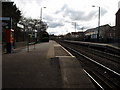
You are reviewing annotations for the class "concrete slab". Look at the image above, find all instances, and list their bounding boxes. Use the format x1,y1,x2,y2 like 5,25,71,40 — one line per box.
2,40,96,88
2,41,63,88
54,46,70,56
59,57,96,88
59,57,80,68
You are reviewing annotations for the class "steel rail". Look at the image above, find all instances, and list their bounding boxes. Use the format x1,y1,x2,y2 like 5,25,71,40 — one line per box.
83,69,104,90
66,46,120,76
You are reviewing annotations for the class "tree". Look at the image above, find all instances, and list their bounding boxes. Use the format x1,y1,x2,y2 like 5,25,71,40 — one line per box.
2,2,21,26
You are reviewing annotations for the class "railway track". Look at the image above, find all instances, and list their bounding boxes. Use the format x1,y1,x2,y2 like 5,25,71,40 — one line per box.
64,40,120,56
58,41,120,89
60,41,120,73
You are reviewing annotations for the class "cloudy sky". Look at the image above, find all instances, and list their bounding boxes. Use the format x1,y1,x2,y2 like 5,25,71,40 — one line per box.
11,0,120,35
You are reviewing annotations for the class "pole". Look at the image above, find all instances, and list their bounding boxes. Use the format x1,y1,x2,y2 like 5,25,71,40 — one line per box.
72,22,76,32
39,7,46,42
92,5,101,42
38,8,42,42
97,7,100,42
40,8,42,21
75,22,76,32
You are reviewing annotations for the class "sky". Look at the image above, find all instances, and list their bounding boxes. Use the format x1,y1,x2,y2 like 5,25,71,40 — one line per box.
11,0,120,35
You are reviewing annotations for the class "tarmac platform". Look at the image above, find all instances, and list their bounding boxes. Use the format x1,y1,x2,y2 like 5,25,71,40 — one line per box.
2,40,96,88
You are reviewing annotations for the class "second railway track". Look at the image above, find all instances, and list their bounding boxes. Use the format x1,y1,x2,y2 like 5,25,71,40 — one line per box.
57,41,120,89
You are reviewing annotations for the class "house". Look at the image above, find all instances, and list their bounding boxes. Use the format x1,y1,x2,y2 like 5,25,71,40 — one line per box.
105,26,116,39
64,32,84,41
116,9,120,42
84,24,114,42
65,33,72,40
84,28,97,39
99,24,112,39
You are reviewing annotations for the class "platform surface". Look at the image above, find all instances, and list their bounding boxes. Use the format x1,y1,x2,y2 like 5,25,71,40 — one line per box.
2,40,96,89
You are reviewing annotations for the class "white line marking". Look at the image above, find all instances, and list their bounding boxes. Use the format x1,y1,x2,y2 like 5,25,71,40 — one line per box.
54,44,61,47
83,69,104,90
55,56,75,57
68,47,120,76
60,45,75,57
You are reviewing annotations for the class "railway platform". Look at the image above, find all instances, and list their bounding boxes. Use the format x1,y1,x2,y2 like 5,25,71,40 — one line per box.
2,40,96,88
63,40,120,55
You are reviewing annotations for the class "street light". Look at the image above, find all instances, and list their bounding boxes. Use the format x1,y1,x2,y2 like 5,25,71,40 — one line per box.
92,5,100,42
40,7,46,21
38,7,46,42
40,7,46,30
72,22,77,32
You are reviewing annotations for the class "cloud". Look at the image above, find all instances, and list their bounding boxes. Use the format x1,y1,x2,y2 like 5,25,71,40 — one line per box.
100,7,107,16
69,10,98,21
44,14,64,28
45,4,108,34
55,4,68,14
12,0,110,35
44,13,65,28
55,4,107,21
48,28,66,35
48,21,64,28
77,25,91,30
13,0,33,6
44,15,55,21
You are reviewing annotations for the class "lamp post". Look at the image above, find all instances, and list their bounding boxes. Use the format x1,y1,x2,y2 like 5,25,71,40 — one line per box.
92,5,100,42
38,7,46,42
40,7,46,21
72,22,77,32
40,7,46,30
